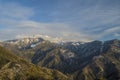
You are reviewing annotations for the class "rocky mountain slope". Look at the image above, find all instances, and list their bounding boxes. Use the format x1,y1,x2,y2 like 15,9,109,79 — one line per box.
0,46,69,80
1,37,120,80
74,39,120,80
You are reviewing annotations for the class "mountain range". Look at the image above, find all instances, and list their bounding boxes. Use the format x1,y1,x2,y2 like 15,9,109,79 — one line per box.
0,36,120,80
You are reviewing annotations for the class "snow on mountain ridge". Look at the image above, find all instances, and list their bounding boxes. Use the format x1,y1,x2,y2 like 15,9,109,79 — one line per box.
15,34,63,43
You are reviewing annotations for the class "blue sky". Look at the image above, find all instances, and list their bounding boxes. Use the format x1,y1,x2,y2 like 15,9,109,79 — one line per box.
0,0,120,41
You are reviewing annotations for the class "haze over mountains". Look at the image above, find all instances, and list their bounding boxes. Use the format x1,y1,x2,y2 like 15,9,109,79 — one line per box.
0,36,120,80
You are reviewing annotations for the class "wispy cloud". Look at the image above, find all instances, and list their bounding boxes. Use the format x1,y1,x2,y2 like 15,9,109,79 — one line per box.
114,33,120,37
0,0,120,41
0,2,34,20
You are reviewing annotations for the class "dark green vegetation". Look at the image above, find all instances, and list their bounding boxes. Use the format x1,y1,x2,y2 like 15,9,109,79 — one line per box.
0,46,68,80
1,39,120,80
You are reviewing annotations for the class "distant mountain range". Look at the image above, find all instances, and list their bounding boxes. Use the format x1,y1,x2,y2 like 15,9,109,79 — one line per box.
0,36,120,80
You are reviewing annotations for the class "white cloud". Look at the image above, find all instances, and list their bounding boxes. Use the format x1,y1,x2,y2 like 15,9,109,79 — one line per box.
105,27,120,33
0,1,120,42
90,26,120,39
60,32,93,42
0,2,34,20
114,33,120,37
0,17,93,42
